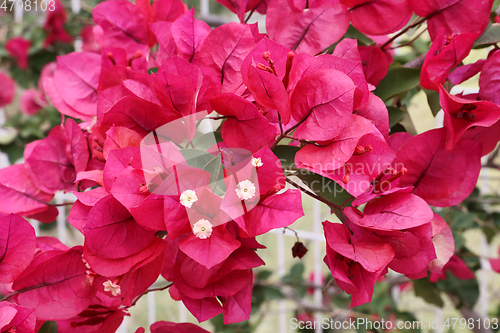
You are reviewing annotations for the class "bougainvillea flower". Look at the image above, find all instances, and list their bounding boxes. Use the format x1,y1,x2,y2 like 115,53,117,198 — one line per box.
449,59,485,85
288,48,369,110
211,93,278,152
151,0,187,22
179,225,241,268
20,88,46,115
12,246,97,320
81,25,103,53
0,214,36,284
84,195,156,259
228,188,303,237
5,37,30,69
439,86,500,150
169,244,263,323
239,38,292,123
150,21,178,66
479,50,500,105
358,45,390,86
43,52,101,121
151,321,210,333
295,114,377,172
83,236,166,278
171,9,211,65
373,224,436,278
340,0,412,36
430,254,475,282
427,213,454,273
56,293,128,332
24,126,77,193
0,302,36,333
266,0,349,55
214,0,260,22
324,222,395,273
0,164,54,216
394,128,482,207
92,0,151,55
345,192,434,231
116,250,165,306
410,0,493,41
100,95,181,136
291,68,356,141
199,23,257,94
420,29,477,91
0,72,15,107
356,92,389,139
43,0,73,46
323,222,389,307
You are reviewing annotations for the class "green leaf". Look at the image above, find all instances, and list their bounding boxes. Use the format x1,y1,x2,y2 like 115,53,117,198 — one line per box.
473,23,500,48
193,130,222,151
256,270,273,281
423,89,442,116
342,25,374,46
263,286,284,300
203,154,225,192
38,321,58,333
387,106,407,128
282,262,304,285
437,272,479,309
374,67,421,101
295,170,352,207
272,145,352,207
414,278,444,307
452,213,477,230
148,67,159,74
273,145,300,170
180,149,216,169
453,232,466,250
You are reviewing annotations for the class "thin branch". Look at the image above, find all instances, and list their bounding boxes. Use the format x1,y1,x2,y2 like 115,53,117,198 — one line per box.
388,27,427,50
270,111,311,149
286,177,343,211
284,226,300,242
380,17,428,50
127,283,173,309
277,113,284,136
45,202,75,207
283,135,321,146
207,116,228,120
244,7,256,23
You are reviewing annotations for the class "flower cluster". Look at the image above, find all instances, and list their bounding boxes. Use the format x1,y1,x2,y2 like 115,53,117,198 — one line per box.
1,0,500,331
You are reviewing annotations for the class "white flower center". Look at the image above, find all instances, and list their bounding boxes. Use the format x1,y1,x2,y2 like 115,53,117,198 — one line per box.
180,189,198,208
193,219,213,239
235,180,256,200
252,157,263,167
103,280,121,296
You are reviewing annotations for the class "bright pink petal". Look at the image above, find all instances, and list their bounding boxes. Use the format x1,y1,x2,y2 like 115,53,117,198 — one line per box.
291,69,355,141
266,0,349,54
12,247,97,320
0,214,36,284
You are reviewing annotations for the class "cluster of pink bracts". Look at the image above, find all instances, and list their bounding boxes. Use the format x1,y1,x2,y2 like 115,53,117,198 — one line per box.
1,0,500,331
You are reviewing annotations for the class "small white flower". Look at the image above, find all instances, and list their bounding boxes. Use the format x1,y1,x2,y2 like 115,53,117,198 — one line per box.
103,280,121,296
251,157,263,167
81,257,91,270
192,219,213,239
180,189,198,208
235,180,256,200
